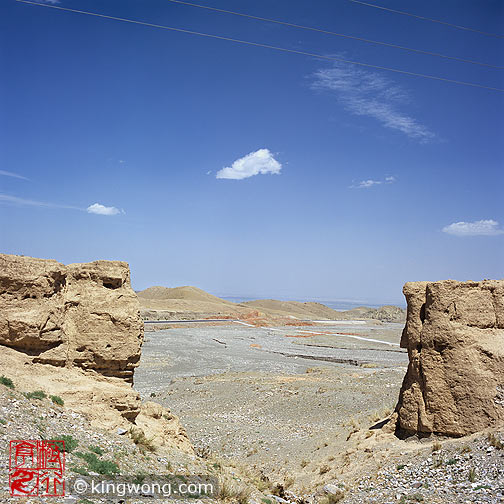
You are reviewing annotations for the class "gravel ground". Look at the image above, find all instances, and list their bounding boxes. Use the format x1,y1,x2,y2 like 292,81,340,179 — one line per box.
0,387,225,504
342,431,504,503
134,323,504,503
3,320,503,504
134,323,407,484
136,323,406,379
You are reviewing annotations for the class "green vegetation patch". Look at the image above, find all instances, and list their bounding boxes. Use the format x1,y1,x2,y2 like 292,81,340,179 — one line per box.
0,376,14,389
50,395,64,406
74,451,119,476
24,390,47,400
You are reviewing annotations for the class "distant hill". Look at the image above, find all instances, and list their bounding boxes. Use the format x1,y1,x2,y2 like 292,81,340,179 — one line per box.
241,299,343,320
137,285,234,304
137,285,406,322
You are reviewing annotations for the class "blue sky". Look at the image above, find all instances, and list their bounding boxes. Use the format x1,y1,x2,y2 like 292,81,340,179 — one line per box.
1,0,503,304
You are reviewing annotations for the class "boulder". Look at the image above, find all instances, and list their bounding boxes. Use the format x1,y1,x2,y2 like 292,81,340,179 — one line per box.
396,280,504,436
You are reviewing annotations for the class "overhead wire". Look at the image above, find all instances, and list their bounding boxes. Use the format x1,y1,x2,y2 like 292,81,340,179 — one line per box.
347,0,504,39
164,0,504,69
15,0,504,93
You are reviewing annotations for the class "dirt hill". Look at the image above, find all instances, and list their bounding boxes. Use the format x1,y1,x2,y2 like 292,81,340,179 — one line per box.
137,285,235,304
241,299,344,320
137,286,406,322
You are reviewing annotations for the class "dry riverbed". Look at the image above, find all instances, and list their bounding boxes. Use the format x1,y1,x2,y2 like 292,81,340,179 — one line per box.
134,322,408,484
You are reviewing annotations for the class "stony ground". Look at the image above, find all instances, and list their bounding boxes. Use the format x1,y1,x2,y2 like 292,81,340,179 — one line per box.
343,429,504,503
0,386,253,504
135,322,406,476
2,320,503,503
134,322,504,503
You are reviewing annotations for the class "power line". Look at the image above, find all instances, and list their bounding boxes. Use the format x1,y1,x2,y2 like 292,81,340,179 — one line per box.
165,0,503,70
348,0,504,39
15,0,504,93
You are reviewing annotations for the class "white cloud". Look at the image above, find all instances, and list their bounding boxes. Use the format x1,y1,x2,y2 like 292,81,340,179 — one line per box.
442,219,504,237
216,149,282,180
1,194,124,216
311,62,435,142
351,176,397,189
0,170,29,181
355,179,381,189
86,203,121,216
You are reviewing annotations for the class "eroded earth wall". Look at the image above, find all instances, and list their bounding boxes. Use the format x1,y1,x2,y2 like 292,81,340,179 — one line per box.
0,253,143,382
396,280,504,436
0,254,192,452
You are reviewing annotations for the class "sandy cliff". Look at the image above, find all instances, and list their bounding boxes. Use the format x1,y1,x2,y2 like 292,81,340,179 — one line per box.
395,280,504,437
0,253,192,453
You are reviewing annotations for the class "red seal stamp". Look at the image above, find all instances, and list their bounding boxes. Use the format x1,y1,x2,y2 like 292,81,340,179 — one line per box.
9,440,65,496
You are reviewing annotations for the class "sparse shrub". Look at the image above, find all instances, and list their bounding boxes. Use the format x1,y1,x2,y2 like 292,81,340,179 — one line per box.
89,445,105,456
24,390,46,400
0,376,14,389
284,475,294,489
381,407,393,417
74,451,119,476
319,464,330,475
129,427,156,453
50,395,64,406
261,499,273,504
217,480,233,499
150,392,156,397
397,464,406,470
488,432,504,450
0,419,6,425
246,447,257,457
468,468,477,482
432,441,442,452
133,472,147,484
460,445,472,454
196,443,211,458
446,458,458,465
300,460,308,468
55,435,79,453
399,495,423,503
320,492,345,504
433,458,443,468
235,488,251,504
369,411,381,423
72,466,90,476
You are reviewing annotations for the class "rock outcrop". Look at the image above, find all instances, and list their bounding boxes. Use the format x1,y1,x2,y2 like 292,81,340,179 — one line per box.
0,254,143,382
395,280,504,437
0,254,192,453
